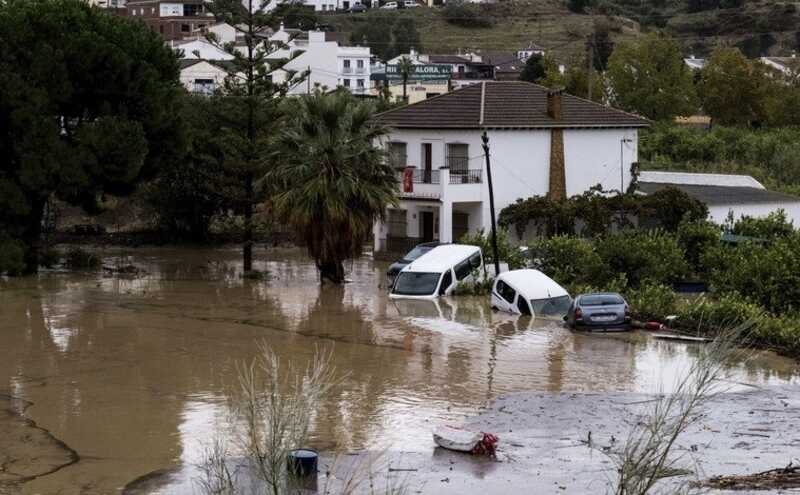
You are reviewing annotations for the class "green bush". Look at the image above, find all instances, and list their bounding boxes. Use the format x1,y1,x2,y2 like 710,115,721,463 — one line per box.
0,238,26,275
625,282,679,321
459,228,526,270
593,230,688,288
528,235,602,286
676,219,720,276
704,234,800,313
676,292,764,334
440,1,493,28
65,247,101,270
729,210,795,239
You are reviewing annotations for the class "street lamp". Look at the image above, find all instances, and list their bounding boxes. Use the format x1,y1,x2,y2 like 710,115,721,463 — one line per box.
620,137,633,193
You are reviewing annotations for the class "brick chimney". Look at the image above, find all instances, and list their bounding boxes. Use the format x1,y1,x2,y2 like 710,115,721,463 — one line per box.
546,88,563,120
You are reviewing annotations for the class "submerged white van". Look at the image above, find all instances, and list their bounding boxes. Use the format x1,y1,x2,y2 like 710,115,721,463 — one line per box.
390,245,483,299
491,269,571,317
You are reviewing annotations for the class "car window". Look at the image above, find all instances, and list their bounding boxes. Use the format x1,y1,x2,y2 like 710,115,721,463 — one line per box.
496,280,516,304
517,296,531,315
393,272,441,296
439,270,453,295
469,252,482,269
581,294,624,306
531,295,572,316
454,258,472,281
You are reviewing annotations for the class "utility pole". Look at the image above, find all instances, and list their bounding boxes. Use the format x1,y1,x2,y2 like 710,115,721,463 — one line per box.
481,131,501,276
586,36,594,100
307,65,311,93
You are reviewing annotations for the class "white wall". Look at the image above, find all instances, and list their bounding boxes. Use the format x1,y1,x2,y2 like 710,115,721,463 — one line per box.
382,127,639,215
180,61,229,92
708,202,800,227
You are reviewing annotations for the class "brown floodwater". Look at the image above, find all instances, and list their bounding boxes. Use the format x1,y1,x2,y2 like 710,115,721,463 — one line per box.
0,247,798,494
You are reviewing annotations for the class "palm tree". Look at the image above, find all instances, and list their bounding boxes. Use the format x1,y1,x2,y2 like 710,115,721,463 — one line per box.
397,56,414,102
270,92,398,284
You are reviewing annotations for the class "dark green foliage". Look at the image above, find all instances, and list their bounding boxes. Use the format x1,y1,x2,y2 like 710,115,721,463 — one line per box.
145,96,228,241
0,0,184,273
350,13,421,61
0,238,26,275
567,0,594,13
270,3,319,30
593,230,688,287
729,211,795,239
590,22,614,72
441,1,493,28
519,54,547,83
528,235,603,286
676,219,720,276
703,232,800,313
640,124,800,194
459,228,526,270
270,92,397,283
64,247,101,270
625,282,679,321
498,188,707,238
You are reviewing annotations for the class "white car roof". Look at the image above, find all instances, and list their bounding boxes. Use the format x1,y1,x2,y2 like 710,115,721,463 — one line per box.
402,244,481,273
496,269,569,300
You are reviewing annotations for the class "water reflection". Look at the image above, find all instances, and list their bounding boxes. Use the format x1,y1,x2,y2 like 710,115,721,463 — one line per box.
0,247,798,494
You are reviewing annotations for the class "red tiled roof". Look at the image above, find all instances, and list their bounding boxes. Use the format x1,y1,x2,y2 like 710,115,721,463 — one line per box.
374,81,650,129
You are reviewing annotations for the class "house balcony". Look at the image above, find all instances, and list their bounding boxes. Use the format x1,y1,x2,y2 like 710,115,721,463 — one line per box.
395,167,483,202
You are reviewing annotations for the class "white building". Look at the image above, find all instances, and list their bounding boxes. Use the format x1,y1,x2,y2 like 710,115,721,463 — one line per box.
179,59,234,94
172,38,234,60
372,81,649,252
268,26,371,95
638,171,800,226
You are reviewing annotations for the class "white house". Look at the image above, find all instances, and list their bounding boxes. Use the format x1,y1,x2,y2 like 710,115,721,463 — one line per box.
638,171,800,226
179,59,235,94
172,38,234,60
268,27,371,95
372,81,649,252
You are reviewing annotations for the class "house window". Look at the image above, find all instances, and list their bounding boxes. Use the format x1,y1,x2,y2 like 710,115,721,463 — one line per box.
193,79,215,95
446,143,469,173
343,78,351,88
387,209,407,237
183,3,202,16
356,79,364,88
388,142,407,169
343,59,352,73
181,23,190,32
357,59,364,68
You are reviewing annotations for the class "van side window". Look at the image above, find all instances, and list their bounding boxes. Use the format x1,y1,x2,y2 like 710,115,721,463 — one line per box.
454,259,472,280
439,270,453,295
517,296,531,315
469,252,482,269
496,280,516,303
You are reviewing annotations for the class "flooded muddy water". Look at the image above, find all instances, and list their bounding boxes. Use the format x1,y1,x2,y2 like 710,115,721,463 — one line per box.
0,247,798,494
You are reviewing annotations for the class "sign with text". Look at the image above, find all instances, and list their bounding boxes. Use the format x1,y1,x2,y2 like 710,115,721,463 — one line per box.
386,64,451,81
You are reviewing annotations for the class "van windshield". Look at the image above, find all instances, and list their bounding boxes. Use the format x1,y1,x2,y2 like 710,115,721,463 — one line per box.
531,295,572,316
393,272,441,296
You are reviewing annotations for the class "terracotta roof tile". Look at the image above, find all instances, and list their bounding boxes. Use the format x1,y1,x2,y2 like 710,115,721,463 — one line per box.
374,81,649,129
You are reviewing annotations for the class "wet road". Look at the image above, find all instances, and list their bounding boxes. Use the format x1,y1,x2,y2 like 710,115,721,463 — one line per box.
0,247,797,494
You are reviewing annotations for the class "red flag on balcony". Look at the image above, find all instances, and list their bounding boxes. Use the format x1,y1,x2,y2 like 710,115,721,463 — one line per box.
403,167,414,193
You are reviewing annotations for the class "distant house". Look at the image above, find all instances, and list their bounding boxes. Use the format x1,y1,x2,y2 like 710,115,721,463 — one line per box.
172,38,234,60
683,55,706,71
638,171,800,226
179,59,236,95
372,81,649,252
125,0,214,41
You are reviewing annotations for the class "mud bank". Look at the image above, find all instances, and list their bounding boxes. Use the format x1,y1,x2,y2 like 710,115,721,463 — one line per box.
0,395,79,492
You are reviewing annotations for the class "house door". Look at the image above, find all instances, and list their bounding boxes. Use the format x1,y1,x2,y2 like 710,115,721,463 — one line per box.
422,143,433,183
420,211,434,242
452,212,469,242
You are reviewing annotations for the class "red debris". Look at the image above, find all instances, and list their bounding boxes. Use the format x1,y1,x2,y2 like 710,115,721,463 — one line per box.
471,433,498,457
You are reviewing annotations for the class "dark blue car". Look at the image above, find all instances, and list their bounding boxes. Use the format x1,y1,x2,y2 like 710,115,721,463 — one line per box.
564,292,632,331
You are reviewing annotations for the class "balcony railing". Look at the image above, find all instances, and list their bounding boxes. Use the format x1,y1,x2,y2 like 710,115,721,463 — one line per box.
396,169,440,185
342,66,353,74
449,169,483,184
355,66,365,74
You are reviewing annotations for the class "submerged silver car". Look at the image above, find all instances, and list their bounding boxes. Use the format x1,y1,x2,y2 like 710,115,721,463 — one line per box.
564,292,632,331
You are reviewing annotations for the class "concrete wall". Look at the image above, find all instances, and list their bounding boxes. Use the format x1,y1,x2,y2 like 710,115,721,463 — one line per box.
708,202,800,227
